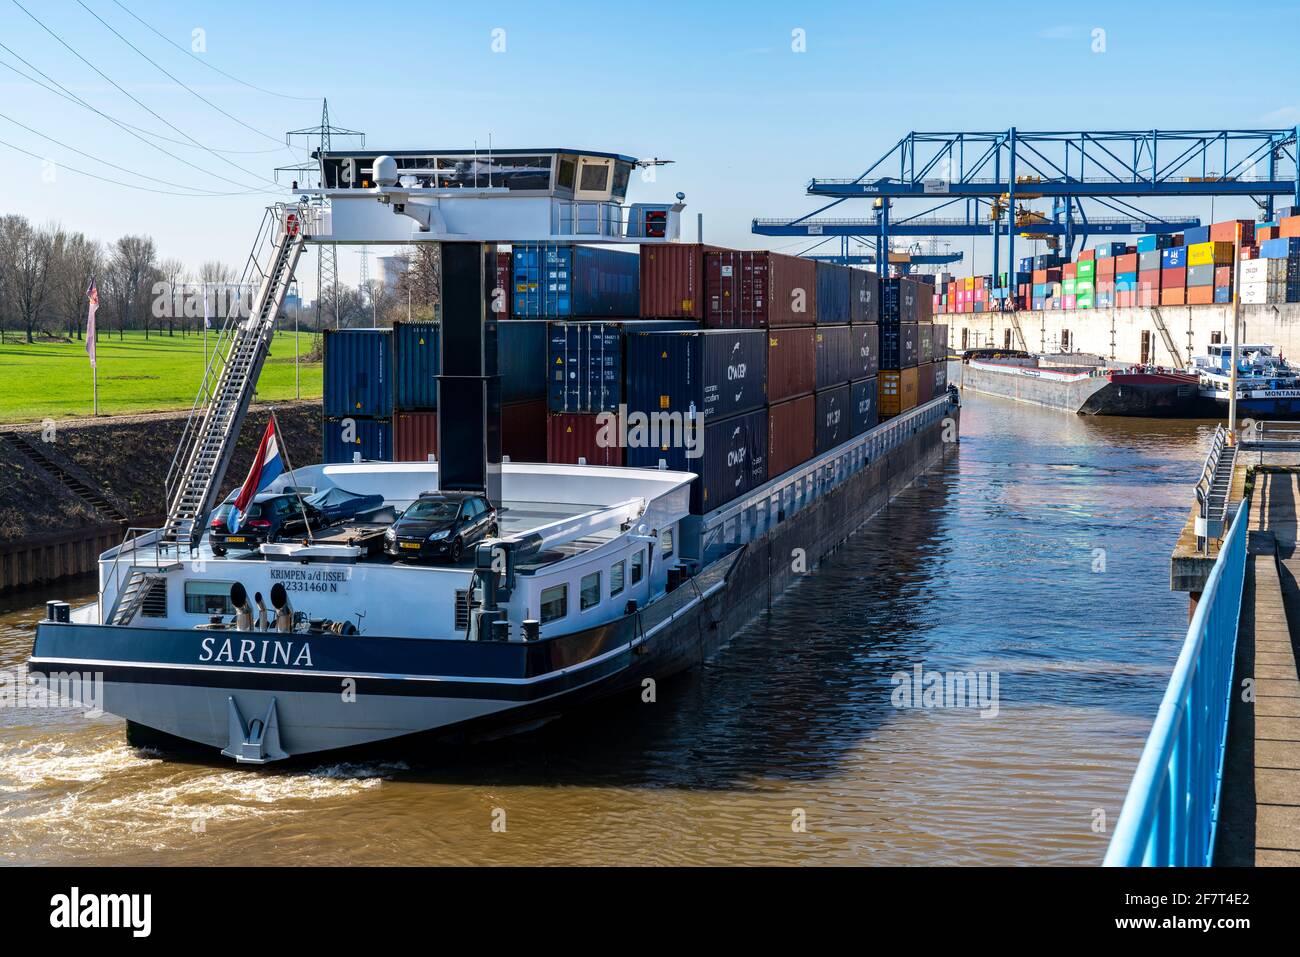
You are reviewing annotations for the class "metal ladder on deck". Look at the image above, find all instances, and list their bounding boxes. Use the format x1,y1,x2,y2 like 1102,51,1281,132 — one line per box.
160,205,308,552
109,568,164,625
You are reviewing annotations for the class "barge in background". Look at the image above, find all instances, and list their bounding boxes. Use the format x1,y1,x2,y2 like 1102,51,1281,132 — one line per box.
958,350,1200,416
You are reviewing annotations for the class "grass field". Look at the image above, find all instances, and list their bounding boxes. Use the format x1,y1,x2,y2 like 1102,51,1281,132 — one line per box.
0,330,321,423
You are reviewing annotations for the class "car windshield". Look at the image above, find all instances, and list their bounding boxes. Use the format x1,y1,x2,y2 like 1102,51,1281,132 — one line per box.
404,499,460,521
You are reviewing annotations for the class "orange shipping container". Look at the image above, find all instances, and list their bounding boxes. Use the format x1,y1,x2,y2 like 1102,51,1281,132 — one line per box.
878,368,919,418
1160,287,1186,306
1062,262,1078,279
1214,266,1233,286
1209,220,1255,244
1187,286,1215,305
1258,226,1278,242
1280,216,1300,238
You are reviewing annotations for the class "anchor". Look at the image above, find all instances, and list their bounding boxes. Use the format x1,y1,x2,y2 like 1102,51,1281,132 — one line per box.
221,696,289,764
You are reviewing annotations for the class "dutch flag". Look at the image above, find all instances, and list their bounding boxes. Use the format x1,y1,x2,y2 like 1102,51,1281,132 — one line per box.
228,419,284,533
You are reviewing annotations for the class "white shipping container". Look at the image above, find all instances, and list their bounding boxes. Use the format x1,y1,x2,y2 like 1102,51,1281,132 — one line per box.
1239,280,1286,304
1240,258,1288,283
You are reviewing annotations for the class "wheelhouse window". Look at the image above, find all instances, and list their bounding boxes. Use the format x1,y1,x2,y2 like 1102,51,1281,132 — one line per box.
631,549,644,585
184,581,234,616
557,156,576,190
540,584,568,623
580,572,601,612
610,560,626,597
660,528,674,558
579,162,610,192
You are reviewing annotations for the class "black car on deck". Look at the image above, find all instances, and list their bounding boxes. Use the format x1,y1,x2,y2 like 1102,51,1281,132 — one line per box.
384,491,498,563
209,493,321,555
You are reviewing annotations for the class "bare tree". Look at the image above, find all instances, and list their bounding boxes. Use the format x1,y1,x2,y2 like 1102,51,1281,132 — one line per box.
51,232,102,340
102,235,157,339
6,218,58,342
393,244,440,320
158,257,186,336
198,260,237,333
0,215,22,344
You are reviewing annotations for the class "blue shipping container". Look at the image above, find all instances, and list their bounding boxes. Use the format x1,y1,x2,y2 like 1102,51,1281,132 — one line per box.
1161,246,1188,269
1095,242,1128,258
546,319,695,414
1214,286,1232,304
1260,238,1300,259
1183,227,1210,245
851,324,879,378
1136,234,1173,253
881,323,918,369
815,385,852,454
512,243,639,318
815,324,853,389
850,377,878,436
322,417,391,464
815,261,852,324
624,329,767,422
849,268,880,324
323,329,392,418
389,320,546,409
626,407,768,514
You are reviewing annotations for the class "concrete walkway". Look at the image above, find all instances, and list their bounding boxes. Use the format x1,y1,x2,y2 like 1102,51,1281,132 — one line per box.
1215,470,1300,865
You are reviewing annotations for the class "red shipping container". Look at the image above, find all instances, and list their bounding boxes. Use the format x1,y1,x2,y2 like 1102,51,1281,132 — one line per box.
494,252,512,318
767,394,815,478
1116,253,1138,273
639,242,720,319
1258,226,1278,242
1138,268,1162,291
1280,216,1300,238
1032,268,1047,284
1062,262,1078,279
916,362,935,403
1078,249,1096,261
766,326,816,402
394,411,439,462
1116,290,1133,309
501,399,547,462
1240,245,1259,260
1161,287,1186,306
706,251,817,328
1138,289,1159,307
1097,257,1116,279
1214,266,1233,286
547,412,623,466
1187,285,1215,305
1161,266,1187,288
1209,220,1255,244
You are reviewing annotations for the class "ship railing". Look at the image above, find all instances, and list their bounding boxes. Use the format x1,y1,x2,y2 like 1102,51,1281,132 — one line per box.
1193,424,1236,553
694,391,957,567
1238,419,1300,454
99,526,175,625
1103,495,1248,866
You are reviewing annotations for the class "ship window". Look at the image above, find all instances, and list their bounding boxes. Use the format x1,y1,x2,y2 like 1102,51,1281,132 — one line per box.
611,162,632,200
1211,331,1222,345
610,560,625,597
631,549,644,584
540,584,568,623
184,580,234,616
660,528,674,558
579,162,609,192
580,572,601,611
557,157,576,190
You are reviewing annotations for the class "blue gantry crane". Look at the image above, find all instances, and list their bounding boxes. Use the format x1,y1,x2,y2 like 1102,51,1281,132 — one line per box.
756,127,1300,286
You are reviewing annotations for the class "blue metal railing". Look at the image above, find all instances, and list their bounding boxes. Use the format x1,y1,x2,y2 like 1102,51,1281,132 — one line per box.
1103,496,1249,866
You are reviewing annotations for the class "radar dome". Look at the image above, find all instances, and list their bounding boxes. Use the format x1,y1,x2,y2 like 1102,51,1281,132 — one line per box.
373,155,399,187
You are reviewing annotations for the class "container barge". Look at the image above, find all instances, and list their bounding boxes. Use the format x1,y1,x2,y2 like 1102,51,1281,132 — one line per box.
959,351,1199,416
28,146,957,763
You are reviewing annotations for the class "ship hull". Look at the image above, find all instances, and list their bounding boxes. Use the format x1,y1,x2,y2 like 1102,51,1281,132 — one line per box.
962,360,1199,417
30,397,959,763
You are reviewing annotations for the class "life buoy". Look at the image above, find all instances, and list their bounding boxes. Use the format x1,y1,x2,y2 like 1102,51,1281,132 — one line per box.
285,213,300,237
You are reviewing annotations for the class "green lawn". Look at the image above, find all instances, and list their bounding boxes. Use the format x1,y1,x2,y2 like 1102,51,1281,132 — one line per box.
0,330,321,423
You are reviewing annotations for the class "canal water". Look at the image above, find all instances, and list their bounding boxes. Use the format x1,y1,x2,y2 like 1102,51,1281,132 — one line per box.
0,381,1216,865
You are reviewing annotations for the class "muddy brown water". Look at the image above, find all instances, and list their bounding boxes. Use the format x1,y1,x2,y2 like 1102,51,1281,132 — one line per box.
0,385,1216,865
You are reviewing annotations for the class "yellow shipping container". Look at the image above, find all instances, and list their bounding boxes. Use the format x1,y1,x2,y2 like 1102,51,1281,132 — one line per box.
963,276,976,291
878,367,920,417
1186,241,1234,267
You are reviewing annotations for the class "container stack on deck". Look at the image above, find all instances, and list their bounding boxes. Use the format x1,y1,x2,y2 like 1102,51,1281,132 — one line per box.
321,242,904,516
879,276,945,420
936,212,1300,316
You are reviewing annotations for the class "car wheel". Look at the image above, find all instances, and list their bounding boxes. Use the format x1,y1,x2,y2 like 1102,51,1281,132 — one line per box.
449,537,464,563
212,546,227,556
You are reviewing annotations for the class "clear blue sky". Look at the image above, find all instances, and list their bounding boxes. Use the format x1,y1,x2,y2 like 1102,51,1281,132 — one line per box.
1,0,1298,295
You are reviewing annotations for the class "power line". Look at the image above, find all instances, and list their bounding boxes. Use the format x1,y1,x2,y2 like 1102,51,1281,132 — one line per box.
9,0,280,188
73,0,302,151
109,0,317,102
0,108,263,195
0,39,269,192
0,135,277,197
0,52,284,155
